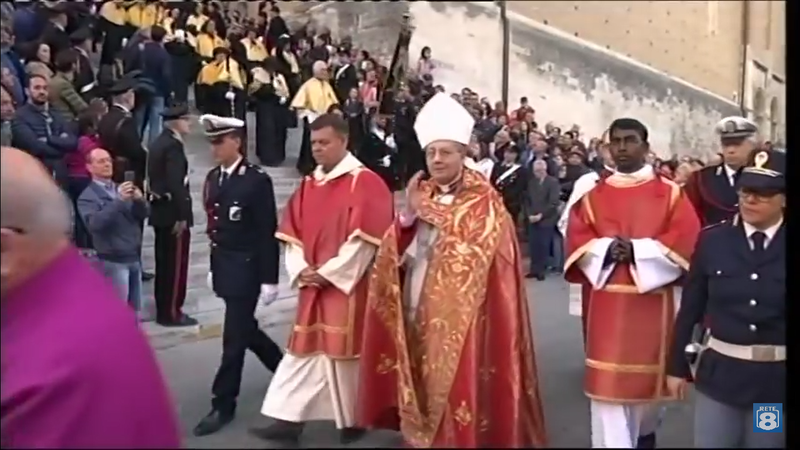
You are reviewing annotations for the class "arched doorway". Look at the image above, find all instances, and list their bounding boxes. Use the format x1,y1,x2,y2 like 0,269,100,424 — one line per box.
753,88,767,132
769,97,780,141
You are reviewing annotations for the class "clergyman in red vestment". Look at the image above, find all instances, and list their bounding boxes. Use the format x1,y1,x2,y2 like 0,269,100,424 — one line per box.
357,93,548,448
558,138,615,341
252,114,395,445
564,118,701,448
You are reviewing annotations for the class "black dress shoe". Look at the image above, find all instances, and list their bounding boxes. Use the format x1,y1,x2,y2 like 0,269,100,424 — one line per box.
193,409,235,437
157,315,199,327
249,419,304,442
141,271,155,282
636,432,657,449
340,427,366,445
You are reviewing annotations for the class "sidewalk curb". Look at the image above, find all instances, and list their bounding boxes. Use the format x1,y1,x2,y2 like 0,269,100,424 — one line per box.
146,298,297,351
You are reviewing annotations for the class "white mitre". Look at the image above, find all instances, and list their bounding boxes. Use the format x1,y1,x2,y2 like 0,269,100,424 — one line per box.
414,93,475,149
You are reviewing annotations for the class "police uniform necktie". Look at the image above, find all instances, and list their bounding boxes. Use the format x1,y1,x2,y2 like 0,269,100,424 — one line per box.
751,231,767,256
219,171,229,186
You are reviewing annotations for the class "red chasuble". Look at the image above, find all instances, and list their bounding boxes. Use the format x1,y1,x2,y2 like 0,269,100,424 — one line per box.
564,174,700,402
276,167,394,358
358,169,548,448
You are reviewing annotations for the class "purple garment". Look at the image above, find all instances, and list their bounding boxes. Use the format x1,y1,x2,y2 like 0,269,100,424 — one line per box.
1,247,182,449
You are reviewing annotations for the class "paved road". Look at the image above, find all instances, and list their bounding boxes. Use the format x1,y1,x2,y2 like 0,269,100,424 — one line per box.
156,275,696,449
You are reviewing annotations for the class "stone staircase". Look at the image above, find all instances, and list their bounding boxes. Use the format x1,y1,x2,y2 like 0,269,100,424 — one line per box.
140,115,406,349
141,115,305,349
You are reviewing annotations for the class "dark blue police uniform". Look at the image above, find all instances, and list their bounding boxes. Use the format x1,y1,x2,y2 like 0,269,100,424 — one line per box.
668,149,785,448
194,115,283,437
684,116,758,226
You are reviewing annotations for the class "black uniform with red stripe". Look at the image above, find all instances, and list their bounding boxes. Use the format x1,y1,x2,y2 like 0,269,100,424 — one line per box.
202,158,283,415
148,127,194,325
684,164,739,226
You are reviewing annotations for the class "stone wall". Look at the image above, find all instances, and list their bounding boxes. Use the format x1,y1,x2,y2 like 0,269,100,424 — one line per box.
296,1,743,158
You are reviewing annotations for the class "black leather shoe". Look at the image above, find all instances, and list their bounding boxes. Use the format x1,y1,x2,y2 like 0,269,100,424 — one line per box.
249,419,304,442
193,409,235,437
141,271,155,282
340,427,366,445
157,315,199,327
636,432,657,449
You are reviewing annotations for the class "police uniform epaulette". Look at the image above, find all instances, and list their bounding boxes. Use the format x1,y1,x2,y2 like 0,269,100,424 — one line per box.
701,220,727,232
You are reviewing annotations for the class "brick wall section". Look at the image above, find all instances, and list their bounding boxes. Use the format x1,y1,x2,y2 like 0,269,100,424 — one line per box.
506,1,745,102
292,2,751,157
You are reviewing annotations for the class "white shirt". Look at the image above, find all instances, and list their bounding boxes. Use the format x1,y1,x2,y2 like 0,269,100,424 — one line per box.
742,218,783,250
723,164,738,186
219,156,243,184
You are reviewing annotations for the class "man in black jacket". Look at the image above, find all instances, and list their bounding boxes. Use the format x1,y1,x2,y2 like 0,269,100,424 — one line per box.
147,104,197,327
332,49,358,104
40,3,71,58
69,27,97,101
523,159,561,280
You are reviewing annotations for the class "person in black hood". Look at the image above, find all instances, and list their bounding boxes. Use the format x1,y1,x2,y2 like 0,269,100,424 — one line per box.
264,5,288,54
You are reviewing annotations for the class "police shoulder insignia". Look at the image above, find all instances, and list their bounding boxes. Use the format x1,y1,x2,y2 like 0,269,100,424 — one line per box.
238,165,246,176
702,220,727,231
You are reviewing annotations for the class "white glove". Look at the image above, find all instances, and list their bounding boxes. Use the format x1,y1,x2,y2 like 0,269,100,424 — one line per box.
279,97,287,105
379,155,392,167
225,91,236,101
260,284,279,306
206,272,214,291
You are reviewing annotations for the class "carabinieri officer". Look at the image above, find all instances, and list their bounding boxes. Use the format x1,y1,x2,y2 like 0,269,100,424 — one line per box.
667,149,785,448
684,116,759,226
193,114,284,437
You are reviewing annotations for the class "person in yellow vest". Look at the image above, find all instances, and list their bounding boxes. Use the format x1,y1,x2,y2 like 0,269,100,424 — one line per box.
186,3,210,36
98,0,129,66
271,34,302,99
196,20,226,63
142,1,166,31
241,27,268,72
197,47,245,121
158,7,179,37
292,60,339,175
124,0,143,36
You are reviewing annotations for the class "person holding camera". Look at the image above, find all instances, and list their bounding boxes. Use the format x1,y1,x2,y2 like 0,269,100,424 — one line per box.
78,148,149,314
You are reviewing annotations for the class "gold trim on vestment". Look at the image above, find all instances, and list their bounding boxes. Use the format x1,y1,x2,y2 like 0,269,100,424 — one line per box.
585,359,662,374
275,231,303,248
656,241,691,271
581,194,596,225
350,229,383,247
584,288,676,402
585,392,678,404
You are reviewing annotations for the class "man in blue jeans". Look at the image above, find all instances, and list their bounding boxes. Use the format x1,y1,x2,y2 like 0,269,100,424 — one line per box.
137,25,173,145
78,148,149,313
523,159,561,280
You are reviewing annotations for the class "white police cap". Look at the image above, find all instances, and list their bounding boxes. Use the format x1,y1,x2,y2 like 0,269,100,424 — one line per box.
714,116,758,139
199,114,244,138
414,93,475,149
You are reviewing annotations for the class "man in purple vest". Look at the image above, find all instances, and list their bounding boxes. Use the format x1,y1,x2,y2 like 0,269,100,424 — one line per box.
0,147,182,449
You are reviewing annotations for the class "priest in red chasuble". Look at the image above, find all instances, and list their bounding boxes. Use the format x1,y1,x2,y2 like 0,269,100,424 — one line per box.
563,118,701,448
358,93,548,448
251,113,395,445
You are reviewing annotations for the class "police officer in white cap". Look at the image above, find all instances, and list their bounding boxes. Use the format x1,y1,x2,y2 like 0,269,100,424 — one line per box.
684,116,759,226
193,114,284,437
